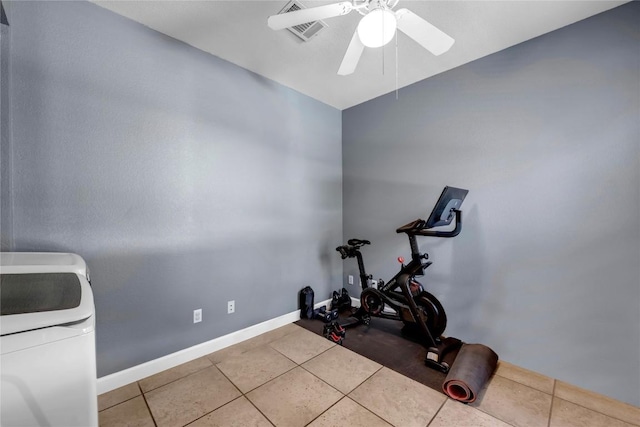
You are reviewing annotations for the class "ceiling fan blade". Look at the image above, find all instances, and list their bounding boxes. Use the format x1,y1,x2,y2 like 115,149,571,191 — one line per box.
338,29,365,75
268,2,353,31
395,8,454,56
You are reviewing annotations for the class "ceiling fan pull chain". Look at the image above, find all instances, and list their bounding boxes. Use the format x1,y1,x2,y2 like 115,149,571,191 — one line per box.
382,25,385,75
395,31,399,100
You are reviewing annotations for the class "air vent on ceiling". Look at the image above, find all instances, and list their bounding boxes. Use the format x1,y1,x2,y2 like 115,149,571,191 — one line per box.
277,0,327,42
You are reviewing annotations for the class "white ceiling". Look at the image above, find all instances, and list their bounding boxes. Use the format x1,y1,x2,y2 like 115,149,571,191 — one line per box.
93,0,628,110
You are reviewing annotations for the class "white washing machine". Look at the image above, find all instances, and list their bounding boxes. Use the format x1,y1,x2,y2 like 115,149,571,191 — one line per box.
0,252,98,427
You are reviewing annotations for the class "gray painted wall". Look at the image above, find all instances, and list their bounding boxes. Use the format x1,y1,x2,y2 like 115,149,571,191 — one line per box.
4,1,342,377
343,2,639,406
0,10,11,251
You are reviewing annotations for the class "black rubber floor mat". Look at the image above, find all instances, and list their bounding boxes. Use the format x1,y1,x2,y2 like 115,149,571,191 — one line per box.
296,314,451,394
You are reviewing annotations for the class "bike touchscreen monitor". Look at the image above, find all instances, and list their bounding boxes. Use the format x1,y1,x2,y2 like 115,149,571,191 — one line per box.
425,186,469,229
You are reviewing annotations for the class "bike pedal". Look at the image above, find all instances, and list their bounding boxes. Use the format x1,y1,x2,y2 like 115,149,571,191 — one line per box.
326,332,343,345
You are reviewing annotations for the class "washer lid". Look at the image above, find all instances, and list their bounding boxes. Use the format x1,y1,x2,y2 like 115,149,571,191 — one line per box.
1,252,87,277
0,253,94,336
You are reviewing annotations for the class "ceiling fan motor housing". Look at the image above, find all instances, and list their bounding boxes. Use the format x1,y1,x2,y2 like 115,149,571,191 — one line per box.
357,8,397,47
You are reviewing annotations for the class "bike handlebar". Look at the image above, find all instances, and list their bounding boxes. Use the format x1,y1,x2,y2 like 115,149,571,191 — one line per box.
337,209,462,262
336,245,350,259
396,209,462,238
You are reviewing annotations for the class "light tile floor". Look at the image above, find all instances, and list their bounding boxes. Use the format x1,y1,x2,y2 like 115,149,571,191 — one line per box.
99,323,640,427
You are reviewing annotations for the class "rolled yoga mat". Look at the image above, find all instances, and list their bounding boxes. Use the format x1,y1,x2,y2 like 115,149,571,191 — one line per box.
442,343,498,403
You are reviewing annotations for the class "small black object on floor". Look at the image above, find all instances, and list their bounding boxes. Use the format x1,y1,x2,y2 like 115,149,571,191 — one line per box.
296,311,460,394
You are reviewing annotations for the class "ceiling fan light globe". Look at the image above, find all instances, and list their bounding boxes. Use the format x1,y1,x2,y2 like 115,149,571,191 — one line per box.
357,9,397,48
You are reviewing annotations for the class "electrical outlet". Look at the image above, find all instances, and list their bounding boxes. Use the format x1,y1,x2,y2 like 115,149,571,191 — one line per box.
193,309,202,324
227,300,235,314
348,275,354,285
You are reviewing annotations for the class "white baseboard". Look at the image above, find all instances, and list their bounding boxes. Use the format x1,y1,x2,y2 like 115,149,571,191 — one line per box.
96,299,331,395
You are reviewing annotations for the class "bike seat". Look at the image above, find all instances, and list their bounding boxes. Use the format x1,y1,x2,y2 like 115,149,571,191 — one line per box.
347,239,371,246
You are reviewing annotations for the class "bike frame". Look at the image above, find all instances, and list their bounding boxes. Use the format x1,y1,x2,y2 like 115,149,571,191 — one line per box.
351,210,463,347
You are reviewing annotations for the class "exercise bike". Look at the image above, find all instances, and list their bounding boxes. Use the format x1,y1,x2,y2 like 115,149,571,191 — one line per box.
336,186,468,373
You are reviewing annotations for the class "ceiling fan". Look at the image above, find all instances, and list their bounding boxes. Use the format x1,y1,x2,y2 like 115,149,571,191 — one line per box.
267,0,455,75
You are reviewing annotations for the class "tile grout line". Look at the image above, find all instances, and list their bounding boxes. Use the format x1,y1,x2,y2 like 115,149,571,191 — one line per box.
267,340,336,367
98,394,140,413
244,396,277,427
138,358,215,395
213,362,245,397
106,326,306,426
202,364,246,420
181,333,306,426
552,380,640,426
485,373,554,397
138,329,299,395
215,338,331,394
346,394,396,426
238,363,300,395
180,395,258,427
547,379,557,427
173,366,266,427
240,340,342,427
138,382,158,427
343,363,384,393
209,334,394,411
473,407,518,427
294,359,345,397
304,348,397,420
493,368,639,425
299,349,384,395
552,395,640,427
492,370,553,395
245,337,354,425
302,395,349,427
435,397,521,427
473,399,520,427
284,341,388,426
425,395,448,427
